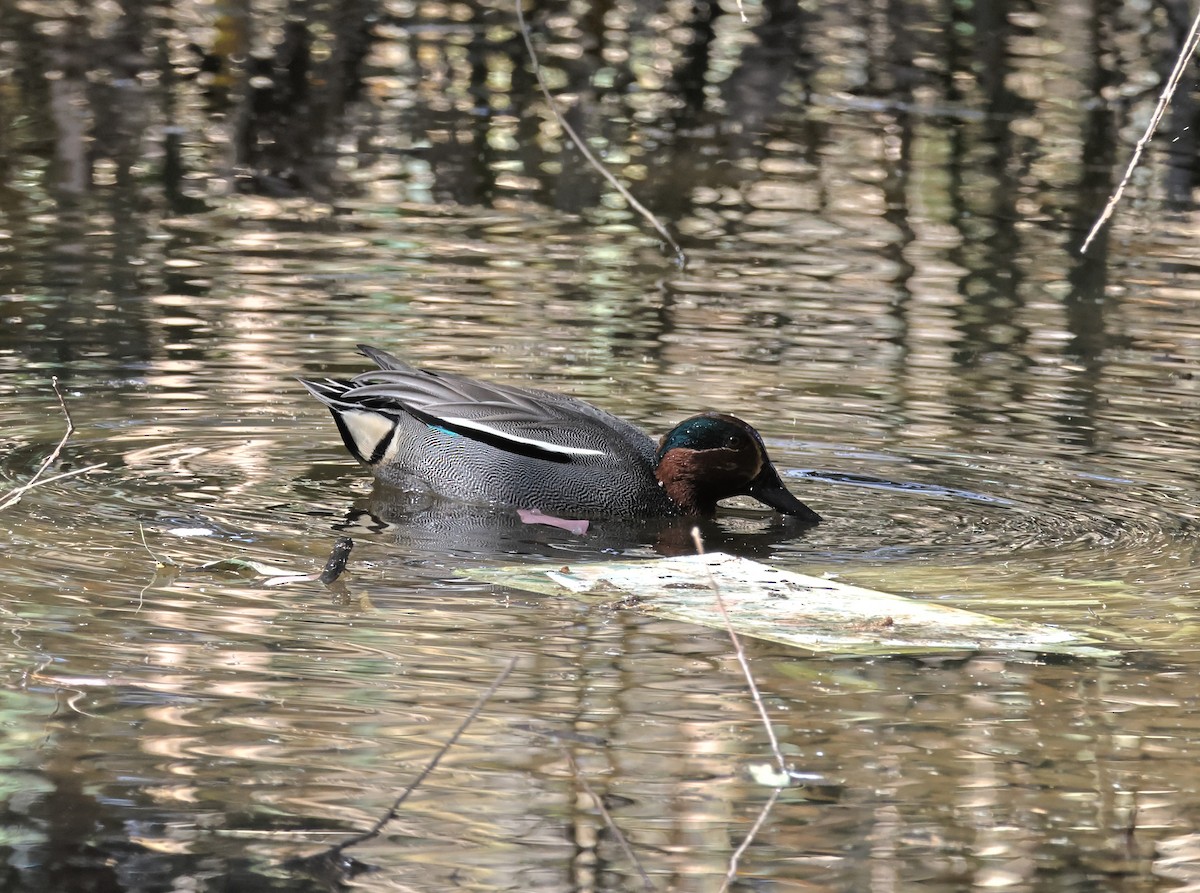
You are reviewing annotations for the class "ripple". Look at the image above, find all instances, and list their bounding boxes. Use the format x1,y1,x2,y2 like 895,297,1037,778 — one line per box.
781,445,1200,585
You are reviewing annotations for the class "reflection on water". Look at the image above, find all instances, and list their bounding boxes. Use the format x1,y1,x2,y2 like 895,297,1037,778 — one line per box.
4,0,1200,890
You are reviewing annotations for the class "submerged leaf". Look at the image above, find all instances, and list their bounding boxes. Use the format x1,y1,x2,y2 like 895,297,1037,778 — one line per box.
197,557,304,577
466,552,1117,658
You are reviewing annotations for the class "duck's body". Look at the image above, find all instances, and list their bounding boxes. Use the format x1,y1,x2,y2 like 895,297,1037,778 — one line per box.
301,345,821,522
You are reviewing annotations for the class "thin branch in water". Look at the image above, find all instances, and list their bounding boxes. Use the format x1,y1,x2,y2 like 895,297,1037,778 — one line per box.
138,523,177,569
316,656,519,861
690,527,787,775
689,532,793,887
136,524,166,614
1080,5,1200,254
717,787,782,893
513,0,687,268
0,376,107,512
6,463,107,496
560,746,655,892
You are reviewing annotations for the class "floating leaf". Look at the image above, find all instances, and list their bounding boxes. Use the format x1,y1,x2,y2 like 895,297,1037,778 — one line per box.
200,557,322,586
465,552,1117,658
197,557,306,577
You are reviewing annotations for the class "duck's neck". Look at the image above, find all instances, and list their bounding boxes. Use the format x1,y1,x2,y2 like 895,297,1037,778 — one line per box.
655,449,718,516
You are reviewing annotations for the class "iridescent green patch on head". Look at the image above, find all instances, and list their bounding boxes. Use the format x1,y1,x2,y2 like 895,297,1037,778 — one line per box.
656,413,758,460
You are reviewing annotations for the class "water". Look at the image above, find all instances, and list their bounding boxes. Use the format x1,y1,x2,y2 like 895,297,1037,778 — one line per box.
4,0,1200,890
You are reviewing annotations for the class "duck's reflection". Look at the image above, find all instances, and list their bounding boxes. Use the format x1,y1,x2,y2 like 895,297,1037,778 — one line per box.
329,482,819,561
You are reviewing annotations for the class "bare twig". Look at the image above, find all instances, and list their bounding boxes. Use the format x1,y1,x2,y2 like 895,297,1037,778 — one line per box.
1080,6,1200,254
717,787,782,893
689,531,792,888
323,655,518,858
135,524,182,614
690,527,787,775
561,746,655,891
513,0,687,267
0,376,106,512
138,523,177,569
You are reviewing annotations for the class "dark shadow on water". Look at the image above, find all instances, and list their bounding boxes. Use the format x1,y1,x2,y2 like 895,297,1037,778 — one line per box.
0,737,341,893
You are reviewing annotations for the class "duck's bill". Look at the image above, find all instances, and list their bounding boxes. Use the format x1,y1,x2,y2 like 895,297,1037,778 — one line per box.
749,466,822,523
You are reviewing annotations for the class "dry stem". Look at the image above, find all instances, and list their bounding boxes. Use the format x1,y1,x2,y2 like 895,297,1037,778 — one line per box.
324,655,518,858
561,746,655,891
1080,6,1200,253
690,527,787,775
514,0,686,267
690,529,787,890
717,787,782,893
0,376,106,512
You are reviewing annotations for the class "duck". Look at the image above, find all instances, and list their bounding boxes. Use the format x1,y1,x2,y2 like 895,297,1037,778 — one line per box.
300,345,822,523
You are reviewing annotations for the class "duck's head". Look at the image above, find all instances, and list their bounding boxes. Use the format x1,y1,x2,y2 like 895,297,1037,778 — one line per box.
654,413,822,522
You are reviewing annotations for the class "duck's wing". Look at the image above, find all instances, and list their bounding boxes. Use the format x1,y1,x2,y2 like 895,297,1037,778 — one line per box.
305,347,656,466
346,373,652,463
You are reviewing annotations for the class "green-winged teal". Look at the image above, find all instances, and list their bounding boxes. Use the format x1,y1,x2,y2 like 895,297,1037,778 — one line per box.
301,345,822,523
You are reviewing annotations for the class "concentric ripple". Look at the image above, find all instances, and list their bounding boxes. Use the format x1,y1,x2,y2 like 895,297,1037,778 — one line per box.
770,441,1200,609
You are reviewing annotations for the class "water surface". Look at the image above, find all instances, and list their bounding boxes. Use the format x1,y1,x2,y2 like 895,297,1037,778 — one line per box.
3,1,1200,890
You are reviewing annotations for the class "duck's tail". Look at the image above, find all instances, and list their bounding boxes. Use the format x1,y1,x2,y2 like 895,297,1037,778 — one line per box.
298,377,352,407
299,377,401,468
